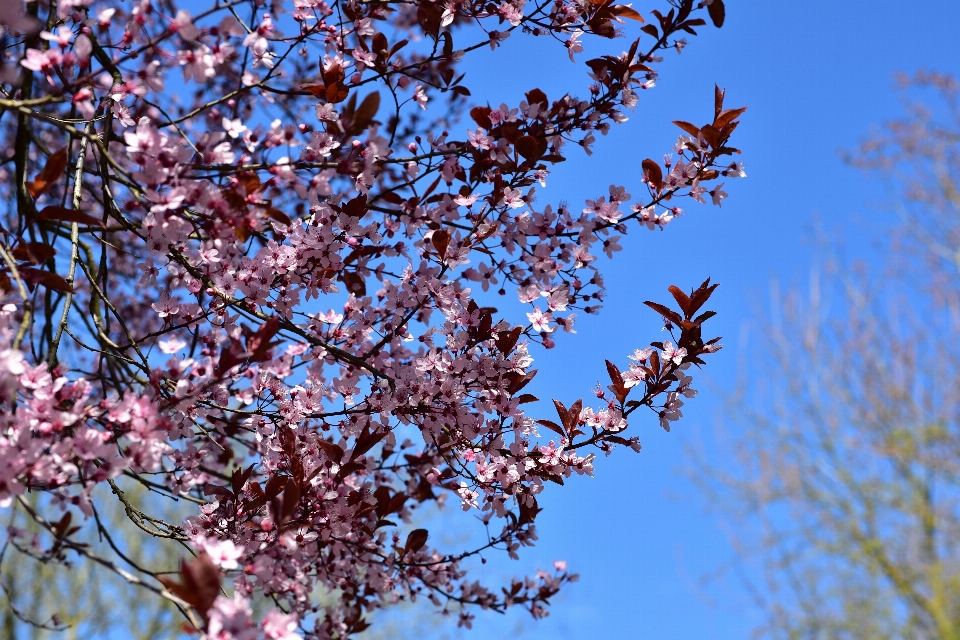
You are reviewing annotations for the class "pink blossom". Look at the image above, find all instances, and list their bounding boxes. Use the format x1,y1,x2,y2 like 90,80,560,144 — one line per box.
725,161,747,178
202,538,245,570
602,236,623,258
711,183,728,206
222,117,248,139
262,610,302,640
413,84,428,110
40,26,73,48
203,594,257,640
96,8,116,28
468,127,494,150
0,348,26,402
171,9,199,41
352,48,376,72
20,48,61,76
179,45,216,82
526,307,554,333
455,193,479,207
689,180,708,204
659,392,684,431
251,38,276,69
584,196,622,223
662,341,687,365
501,187,525,209
566,30,584,62
158,336,187,354
152,293,180,318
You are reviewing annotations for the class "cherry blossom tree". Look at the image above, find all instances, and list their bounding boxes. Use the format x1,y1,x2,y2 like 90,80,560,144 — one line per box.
0,0,743,636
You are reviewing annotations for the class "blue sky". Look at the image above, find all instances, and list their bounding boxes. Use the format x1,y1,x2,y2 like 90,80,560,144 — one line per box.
428,2,960,639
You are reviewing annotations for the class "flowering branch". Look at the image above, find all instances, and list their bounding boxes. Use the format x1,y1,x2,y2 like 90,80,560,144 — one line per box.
0,0,739,637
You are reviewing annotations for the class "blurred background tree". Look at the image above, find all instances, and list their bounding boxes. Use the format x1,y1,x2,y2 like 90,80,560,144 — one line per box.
0,479,188,639
697,72,960,640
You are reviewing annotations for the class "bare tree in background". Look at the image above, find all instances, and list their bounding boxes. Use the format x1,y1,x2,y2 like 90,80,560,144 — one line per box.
0,480,188,640
698,72,960,640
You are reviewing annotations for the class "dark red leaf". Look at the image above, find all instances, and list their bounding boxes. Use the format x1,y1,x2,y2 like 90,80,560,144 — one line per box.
643,300,682,325
353,427,387,458
203,483,234,499
246,317,282,364
158,553,221,618
416,2,442,36
604,435,638,448
642,159,663,189
672,120,701,138
610,5,644,22
605,359,625,389
404,528,429,554
714,106,747,129
640,24,659,38
470,106,492,129
26,147,68,199
349,91,380,135
431,228,449,257
215,342,245,377
699,124,722,149
280,478,301,523
11,242,56,265
687,278,719,316
668,285,692,317
518,495,541,524
649,350,661,376
553,399,569,429
714,84,725,119
693,310,717,325
707,0,725,28
536,419,566,437
372,32,388,57
516,135,547,161
524,88,548,108
36,206,106,228
264,207,292,226
316,439,344,462
18,267,73,293
566,398,583,435
494,327,523,354
342,272,366,296
505,369,537,394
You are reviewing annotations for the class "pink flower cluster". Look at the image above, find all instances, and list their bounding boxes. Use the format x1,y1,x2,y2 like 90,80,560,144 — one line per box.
0,304,177,510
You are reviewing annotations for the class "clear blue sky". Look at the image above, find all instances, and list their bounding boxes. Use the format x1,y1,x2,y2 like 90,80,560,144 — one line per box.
425,3,960,639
